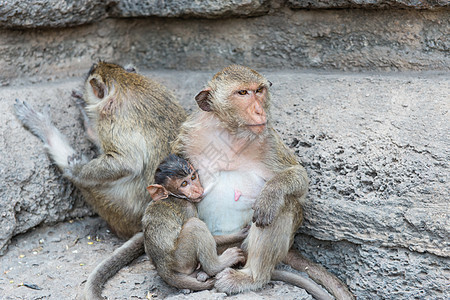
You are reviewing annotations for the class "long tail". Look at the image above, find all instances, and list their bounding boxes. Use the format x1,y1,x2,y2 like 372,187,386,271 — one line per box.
284,249,355,300
164,272,215,291
272,270,333,300
83,232,145,300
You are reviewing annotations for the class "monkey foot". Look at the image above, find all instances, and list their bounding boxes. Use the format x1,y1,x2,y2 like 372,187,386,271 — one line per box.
215,267,265,294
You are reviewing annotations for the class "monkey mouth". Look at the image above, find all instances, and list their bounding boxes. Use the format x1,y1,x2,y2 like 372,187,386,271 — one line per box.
190,195,204,203
246,123,267,133
247,122,267,128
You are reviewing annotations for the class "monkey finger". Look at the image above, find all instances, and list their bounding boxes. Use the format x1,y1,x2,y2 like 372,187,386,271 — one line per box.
252,208,276,227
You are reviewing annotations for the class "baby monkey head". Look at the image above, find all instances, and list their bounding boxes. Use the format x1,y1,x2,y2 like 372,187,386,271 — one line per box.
147,154,204,202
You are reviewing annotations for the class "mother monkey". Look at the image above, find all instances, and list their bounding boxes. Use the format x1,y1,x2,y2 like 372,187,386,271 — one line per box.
173,65,353,299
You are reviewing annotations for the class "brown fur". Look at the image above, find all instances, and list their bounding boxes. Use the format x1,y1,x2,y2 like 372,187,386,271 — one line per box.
143,198,247,291
172,65,354,299
14,61,187,300
143,155,247,290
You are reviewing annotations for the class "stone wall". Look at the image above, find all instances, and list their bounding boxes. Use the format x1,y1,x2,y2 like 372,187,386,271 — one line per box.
0,1,449,86
0,1,449,299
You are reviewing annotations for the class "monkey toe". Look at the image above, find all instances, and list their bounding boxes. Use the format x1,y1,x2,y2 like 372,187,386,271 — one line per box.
196,271,209,282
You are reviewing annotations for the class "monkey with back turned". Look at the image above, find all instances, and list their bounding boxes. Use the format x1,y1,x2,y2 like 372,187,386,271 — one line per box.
14,61,187,299
143,154,247,290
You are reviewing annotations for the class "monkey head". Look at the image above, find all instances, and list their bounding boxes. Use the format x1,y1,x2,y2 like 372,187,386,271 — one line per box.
83,61,145,116
195,65,272,138
147,154,204,202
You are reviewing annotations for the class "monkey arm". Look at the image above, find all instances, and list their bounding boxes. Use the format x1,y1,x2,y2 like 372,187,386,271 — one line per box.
214,226,250,246
64,153,137,187
252,165,308,227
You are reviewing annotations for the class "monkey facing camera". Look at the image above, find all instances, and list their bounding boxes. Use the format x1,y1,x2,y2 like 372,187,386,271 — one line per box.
143,154,248,291
173,65,354,299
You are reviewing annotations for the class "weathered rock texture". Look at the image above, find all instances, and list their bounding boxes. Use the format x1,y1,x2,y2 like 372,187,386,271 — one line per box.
0,4,449,85
0,0,449,299
1,0,448,29
110,0,271,18
1,70,448,299
0,0,113,28
287,0,450,9
0,0,270,28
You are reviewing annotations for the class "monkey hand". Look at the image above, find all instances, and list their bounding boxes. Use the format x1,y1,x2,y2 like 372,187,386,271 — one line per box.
236,225,250,240
252,186,282,227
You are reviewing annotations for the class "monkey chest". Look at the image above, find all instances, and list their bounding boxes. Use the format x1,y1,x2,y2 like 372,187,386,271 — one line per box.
197,170,266,235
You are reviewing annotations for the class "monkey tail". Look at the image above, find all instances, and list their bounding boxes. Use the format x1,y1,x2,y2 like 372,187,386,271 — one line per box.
83,232,145,300
283,249,355,300
272,270,333,300
163,273,215,291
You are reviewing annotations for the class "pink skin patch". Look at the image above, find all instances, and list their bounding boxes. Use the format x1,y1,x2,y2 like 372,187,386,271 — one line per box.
234,189,242,202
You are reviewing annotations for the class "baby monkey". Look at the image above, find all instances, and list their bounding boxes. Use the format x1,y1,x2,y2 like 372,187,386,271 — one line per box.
143,154,247,291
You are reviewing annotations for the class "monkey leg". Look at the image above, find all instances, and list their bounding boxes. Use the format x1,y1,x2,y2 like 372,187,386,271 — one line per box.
14,100,81,169
174,218,245,277
214,225,250,247
64,153,135,188
283,249,355,300
215,214,293,294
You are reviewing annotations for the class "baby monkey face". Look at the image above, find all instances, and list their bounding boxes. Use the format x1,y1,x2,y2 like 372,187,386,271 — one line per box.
172,166,204,202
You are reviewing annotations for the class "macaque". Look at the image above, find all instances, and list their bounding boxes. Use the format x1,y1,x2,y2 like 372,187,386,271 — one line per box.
173,65,354,299
14,61,186,300
143,154,247,290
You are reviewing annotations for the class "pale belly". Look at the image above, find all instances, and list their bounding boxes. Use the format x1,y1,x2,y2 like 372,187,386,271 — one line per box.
197,170,266,235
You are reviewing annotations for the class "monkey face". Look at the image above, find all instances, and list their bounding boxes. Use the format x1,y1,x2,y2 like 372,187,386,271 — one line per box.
177,169,204,202
229,83,268,135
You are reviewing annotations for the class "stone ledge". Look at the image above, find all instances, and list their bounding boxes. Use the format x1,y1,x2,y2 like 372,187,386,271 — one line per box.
0,0,270,29
287,0,450,10
1,0,448,29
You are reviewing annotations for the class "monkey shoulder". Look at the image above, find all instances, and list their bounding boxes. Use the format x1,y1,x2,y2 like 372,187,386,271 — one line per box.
265,128,301,169
145,198,197,224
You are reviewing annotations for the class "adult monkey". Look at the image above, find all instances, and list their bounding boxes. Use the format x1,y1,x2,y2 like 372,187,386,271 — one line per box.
14,62,187,300
173,65,354,299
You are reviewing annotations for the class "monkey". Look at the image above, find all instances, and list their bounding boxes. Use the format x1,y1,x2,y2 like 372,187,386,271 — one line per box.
143,154,247,291
14,61,187,300
172,65,354,300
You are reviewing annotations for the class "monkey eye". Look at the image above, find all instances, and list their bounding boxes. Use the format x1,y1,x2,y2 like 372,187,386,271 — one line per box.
181,181,188,187
238,90,248,95
256,87,264,93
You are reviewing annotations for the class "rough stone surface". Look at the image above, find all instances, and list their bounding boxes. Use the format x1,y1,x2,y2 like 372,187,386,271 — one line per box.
0,0,112,28
1,70,448,299
0,8,448,86
288,0,450,9
2,0,448,31
0,0,270,29
0,80,94,255
0,216,315,299
110,0,270,18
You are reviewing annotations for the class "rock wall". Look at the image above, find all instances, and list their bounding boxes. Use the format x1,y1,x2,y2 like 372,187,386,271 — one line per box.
0,1,449,86
0,0,449,299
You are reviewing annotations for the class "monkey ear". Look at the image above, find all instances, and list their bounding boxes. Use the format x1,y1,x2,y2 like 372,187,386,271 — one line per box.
147,184,169,201
89,77,107,99
195,89,213,112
